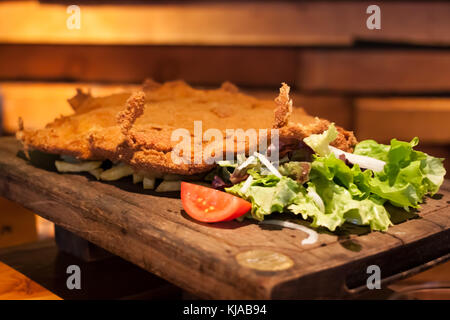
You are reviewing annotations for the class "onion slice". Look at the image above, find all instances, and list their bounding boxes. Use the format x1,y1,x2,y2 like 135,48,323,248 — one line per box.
237,155,256,171
239,175,254,193
253,152,282,178
307,189,325,213
329,146,386,172
260,219,318,245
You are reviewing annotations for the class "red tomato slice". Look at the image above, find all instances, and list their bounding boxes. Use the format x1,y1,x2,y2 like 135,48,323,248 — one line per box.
181,182,252,223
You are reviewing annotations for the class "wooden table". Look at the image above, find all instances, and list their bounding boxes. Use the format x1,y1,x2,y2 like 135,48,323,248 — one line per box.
0,137,448,299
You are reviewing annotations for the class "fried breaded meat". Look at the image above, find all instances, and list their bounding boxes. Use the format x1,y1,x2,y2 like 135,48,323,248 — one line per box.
17,80,357,175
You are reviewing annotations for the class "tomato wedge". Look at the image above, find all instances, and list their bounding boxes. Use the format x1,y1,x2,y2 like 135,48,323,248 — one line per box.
181,182,252,223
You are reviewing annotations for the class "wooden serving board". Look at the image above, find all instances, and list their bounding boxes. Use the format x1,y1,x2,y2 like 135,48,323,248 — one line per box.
0,137,448,299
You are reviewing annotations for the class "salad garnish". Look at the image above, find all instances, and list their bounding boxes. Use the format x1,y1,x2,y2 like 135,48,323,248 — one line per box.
212,123,446,232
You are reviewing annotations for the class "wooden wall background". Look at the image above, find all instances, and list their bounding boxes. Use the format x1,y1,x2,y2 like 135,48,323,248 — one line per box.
0,0,449,175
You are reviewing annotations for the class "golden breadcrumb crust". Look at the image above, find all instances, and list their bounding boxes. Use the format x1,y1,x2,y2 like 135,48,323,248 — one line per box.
17,80,357,175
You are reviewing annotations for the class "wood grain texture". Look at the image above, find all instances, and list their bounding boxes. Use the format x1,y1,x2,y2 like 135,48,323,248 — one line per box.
2,1,450,46
388,260,450,292
355,98,450,144
3,46,450,93
298,50,450,93
0,45,297,86
0,261,61,300
0,137,448,299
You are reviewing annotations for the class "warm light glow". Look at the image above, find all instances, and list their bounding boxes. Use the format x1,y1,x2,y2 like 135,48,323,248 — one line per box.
1,82,137,133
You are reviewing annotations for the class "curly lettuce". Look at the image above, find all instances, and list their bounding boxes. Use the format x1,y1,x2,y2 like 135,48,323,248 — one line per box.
226,175,301,221
354,137,446,208
289,154,393,231
303,123,338,156
222,131,445,233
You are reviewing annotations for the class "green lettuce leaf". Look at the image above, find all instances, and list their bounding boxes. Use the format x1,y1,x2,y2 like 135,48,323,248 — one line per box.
309,154,371,199
353,140,390,162
354,137,446,207
303,123,338,156
226,176,301,221
222,135,445,233
293,156,393,231
421,155,446,195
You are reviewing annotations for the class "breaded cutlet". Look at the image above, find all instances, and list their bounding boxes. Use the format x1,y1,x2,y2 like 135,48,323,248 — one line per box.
17,80,357,175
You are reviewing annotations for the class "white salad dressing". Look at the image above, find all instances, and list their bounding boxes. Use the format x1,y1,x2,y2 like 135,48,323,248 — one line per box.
260,219,318,245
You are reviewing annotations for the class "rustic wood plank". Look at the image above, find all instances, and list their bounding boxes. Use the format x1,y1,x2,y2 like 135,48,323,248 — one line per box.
0,45,297,86
0,137,448,299
355,98,450,144
387,219,443,245
0,1,351,46
0,261,61,300
423,211,450,230
420,181,450,228
388,260,450,293
2,1,450,46
298,50,450,93
4,46,450,94
420,180,450,215
0,139,268,299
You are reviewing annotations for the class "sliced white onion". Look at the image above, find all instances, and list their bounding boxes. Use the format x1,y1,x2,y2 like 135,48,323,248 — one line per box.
307,189,325,213
253,152,282,178
237,155,256,171
240,175,254,193
329,146,386,172
260,220,318,245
